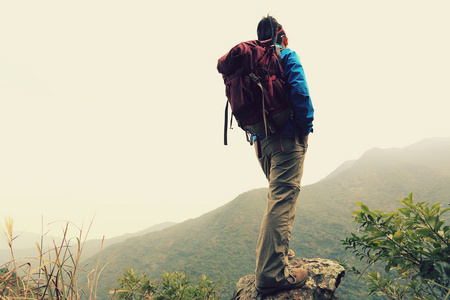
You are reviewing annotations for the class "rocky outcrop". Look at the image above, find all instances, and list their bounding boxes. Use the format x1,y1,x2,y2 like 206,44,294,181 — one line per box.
231,258,345,300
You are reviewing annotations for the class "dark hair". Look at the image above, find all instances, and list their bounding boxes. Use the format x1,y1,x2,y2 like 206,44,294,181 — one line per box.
257,14,285,45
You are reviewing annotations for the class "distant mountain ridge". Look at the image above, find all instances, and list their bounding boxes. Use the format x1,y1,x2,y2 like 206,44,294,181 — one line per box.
79,137,450,299
320,159,356,182
321,137,450,183
0,222,176,266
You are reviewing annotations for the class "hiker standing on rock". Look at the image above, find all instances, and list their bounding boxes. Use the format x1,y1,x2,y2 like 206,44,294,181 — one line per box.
217,14,314,295
253,15,314,295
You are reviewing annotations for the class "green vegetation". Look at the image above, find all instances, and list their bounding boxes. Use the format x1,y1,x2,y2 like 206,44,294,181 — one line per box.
3,138,449,299
341,193,450,299
111,268,226,299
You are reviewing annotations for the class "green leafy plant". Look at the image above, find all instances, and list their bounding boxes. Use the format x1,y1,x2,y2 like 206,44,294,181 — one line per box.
111,268,156,299
111,269,226,300
340,193,450,299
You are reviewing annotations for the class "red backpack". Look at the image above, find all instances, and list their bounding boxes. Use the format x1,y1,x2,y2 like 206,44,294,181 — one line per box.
217,39,290,145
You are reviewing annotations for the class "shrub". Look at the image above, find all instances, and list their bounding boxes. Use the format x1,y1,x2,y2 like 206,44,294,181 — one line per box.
111,269,226,300
340,193,450,299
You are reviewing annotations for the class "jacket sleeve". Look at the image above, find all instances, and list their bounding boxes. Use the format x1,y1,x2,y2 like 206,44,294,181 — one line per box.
282,49,314,136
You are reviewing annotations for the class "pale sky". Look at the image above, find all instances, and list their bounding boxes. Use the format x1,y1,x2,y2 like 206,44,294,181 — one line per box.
1,0,449,240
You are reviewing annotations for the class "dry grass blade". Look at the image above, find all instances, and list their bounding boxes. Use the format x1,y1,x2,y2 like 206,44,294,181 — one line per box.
0,216,105,299
0,216,13,247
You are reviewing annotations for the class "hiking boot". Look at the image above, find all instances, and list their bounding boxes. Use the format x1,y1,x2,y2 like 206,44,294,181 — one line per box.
255,267,308,295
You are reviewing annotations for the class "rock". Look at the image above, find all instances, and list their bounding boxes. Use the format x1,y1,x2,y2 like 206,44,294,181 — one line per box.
231,258,345,300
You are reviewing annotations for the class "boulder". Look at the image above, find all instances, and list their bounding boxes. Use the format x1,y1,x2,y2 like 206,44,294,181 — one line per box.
231,258,345,300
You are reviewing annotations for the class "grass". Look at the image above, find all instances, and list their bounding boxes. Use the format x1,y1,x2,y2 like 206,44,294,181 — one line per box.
0,216,106,299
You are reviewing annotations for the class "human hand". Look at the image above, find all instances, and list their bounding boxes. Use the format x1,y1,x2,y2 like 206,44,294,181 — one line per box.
302,135,309,146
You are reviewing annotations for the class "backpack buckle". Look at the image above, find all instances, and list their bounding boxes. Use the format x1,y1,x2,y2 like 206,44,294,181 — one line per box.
249,72,260,84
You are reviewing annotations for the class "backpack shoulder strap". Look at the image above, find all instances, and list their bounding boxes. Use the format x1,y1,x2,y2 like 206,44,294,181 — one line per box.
224,100,229,145
274,45,284,72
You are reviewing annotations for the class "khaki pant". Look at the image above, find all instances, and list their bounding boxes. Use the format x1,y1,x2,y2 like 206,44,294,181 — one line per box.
254,135,307,288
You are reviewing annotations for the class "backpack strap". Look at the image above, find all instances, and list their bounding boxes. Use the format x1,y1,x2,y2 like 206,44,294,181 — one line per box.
249,72,269,138
255,136,262,158
224,100,229,145
274,45,284,72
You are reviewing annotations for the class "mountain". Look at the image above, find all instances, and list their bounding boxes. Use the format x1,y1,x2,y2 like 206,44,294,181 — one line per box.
320,159,356,182
0,222,176,266
80,221,176,260
82,137,450,299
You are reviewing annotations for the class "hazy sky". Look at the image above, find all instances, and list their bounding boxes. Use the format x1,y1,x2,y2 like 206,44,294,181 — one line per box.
1,0,449,240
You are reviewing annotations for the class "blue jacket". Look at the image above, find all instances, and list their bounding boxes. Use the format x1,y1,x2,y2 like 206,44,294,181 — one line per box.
279,45,314,137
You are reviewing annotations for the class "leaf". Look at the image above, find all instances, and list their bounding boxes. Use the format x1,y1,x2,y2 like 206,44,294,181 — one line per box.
432,247,443,256
435,220,444,232
426,215,437,228
385,263,392,273
445,228,450,239
361,204,371,214
393,231,404,242
441,207,450,215
355,201,364,208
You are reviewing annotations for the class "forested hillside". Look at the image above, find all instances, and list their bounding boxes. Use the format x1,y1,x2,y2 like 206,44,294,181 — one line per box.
82,137,450,299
